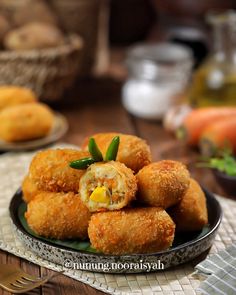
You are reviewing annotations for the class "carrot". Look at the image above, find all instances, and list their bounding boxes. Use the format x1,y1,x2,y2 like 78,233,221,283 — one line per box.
200,117,236,156
176,107,236,146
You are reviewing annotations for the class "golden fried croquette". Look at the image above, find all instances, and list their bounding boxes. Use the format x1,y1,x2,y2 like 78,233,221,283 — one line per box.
0,86,37,111
137,160,190,209
22,174,42,203
29,149,90,192
25,192,91,239
82,132,151,173
0,103,54,142
79,161,137,212
88,207,175,254
168,179,208,231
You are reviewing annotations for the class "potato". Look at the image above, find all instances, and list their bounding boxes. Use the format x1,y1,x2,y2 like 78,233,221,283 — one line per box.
4,22,64,50
0,14,10,42
0,0,58,26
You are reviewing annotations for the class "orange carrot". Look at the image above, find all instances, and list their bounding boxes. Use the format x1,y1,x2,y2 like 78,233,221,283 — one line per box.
177,107,236,146
200,117,236,156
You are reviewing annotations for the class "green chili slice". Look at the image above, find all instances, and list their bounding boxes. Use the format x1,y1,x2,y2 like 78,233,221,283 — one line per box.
88,137,103,161
70,157,95,170
105,136,120,161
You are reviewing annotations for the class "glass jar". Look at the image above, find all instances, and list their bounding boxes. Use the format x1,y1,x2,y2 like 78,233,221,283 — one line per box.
122,43,193,120
189,10,236,107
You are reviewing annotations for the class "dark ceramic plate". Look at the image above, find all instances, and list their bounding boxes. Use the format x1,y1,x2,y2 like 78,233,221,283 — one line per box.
9,188,222,273
0,112,68,151
212,169,236,197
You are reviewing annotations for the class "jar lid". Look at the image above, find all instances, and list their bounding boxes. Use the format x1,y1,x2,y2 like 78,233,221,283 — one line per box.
126,43,193,81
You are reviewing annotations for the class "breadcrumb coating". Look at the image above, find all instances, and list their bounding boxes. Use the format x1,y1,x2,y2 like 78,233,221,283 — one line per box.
25,191,91,239
137,160,190,209
82,132,152,173
0,86,37,111
22,174,42,203
168,178,208,231
88,207,175,254
29,149,90,192
0,103,54,142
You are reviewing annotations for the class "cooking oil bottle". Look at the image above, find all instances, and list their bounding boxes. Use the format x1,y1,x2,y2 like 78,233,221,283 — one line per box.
189,11,236,107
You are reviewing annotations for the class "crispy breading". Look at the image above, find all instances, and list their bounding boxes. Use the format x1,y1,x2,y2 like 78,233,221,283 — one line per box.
0,103,54,142
82,132,152,173
25,192,91,239
22,174,42,203
168,178,208,231
137,160,190,209
88,207,175,254
79,161,137,212
0,86,37,111
29,149,90,192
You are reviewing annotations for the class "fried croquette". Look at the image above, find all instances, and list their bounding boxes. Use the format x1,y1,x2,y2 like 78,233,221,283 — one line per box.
0,103,54,142
0,86,37,111
79,161,137,212
29,149,90,192
88,207,175,254
168,179,208,231
22,174,42,203
25,192,91,239
82,132,151,173
137,160,190,209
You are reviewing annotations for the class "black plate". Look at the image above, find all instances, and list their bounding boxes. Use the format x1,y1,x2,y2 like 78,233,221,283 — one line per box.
9,188,222,273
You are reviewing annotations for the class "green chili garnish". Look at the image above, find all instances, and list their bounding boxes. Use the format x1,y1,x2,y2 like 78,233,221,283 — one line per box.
88,137,103,162
105,136,120,161
70,157,95,170
69,136,120,170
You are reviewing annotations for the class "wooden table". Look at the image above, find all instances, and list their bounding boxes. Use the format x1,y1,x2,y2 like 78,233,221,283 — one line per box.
0,78,229,295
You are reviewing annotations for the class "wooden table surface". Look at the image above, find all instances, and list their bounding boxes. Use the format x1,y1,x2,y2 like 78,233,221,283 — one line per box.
0,78,229,295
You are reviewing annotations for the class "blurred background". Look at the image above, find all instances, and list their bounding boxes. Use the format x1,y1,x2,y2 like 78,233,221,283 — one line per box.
1,0,236,196
0,0,236,100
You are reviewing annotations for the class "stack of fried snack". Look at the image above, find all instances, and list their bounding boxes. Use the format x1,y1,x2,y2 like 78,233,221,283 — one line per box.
0,85,54,142
23,132,208,255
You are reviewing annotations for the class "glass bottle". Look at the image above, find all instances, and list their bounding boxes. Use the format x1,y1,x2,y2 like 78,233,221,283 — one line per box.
189,10,236,107
122,43,193,120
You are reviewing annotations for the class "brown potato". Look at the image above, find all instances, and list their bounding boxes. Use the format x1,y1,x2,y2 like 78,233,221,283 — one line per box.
0,14,10,41
137,160,190,209
10,0,58,27
29,149,90,192
82,132,152,173
4,22,64,50
0,86,37,111
168,179,208,231
25,191,91,239
0,103,54,142
88,207,175,255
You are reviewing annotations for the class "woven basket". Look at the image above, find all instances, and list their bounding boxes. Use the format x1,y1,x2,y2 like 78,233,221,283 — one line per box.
0,35,83,101
49,0,100,75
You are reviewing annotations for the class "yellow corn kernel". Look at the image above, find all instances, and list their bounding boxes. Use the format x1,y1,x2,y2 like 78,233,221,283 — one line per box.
90,186,110,204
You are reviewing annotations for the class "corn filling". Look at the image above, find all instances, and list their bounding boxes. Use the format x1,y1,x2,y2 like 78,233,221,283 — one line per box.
90,186,110,204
